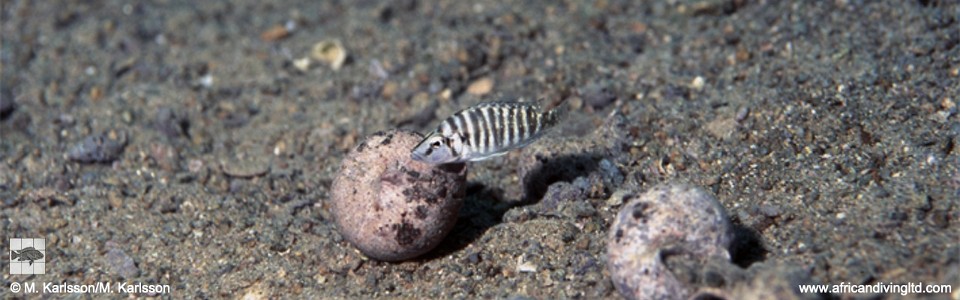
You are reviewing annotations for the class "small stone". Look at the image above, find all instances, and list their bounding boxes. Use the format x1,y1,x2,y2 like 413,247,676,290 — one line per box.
466,250,481,264
736,48,751,62
368,59,389,79
691,76,705,91
706,117,737,141
941,97,955,112
381,81,398,98
607,183,732,300
540,181,585,214
66,130,128,163
104,248,140,278
759,203,781,217
241,285,267,300
120,110,133,124
466,77,494,95
311,39,347,71
188,159,206,173
56,114,75,126
598,159,624,186
605,189,633,207
260,24,290,42
108,191,124,209
221,150,271,178
928,210,949,229
150,143,180,172
89,86,103,101
154,107,189,139
736,106,750,122
516,256,537,273
330,130,467,261
292,57,312,72
561,201,597,219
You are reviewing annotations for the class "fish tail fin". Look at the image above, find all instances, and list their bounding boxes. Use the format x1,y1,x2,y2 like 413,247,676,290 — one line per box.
544,104,566,128
11,250,19,260
540,97,569,126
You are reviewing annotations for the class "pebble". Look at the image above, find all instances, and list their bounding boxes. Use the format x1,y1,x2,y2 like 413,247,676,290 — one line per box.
736,106,750,122
605,189,633,207
928,210,949,229
691,76,706,91
598,159,624,186
607,183,732,300
330,130,467,261
220,151,271,178
311,39,347,71
154,108,189,139
292,57,311,72
560,200,597,219
466,77,494,95
150,143,180,172
104,247,140,278
759,203,781,217
368,59,389,79
260,24,290,42
539,181,586,214
706,117,738,141
66,130,128,163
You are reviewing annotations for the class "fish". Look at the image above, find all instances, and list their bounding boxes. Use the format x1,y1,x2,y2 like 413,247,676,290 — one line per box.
11,247,44,265
411,101,562,164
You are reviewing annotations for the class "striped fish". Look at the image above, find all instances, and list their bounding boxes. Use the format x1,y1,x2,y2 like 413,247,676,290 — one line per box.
411,101,562,164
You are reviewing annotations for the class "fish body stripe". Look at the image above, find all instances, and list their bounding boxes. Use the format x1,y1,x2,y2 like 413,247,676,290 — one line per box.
497,107,513,148
466,109,480,151
533,108,543,135
523,106,533,139
532,106,539,141
490,107,502,150
506,107,514,147
480,107,493,154
418,101,561,163
519,106,530,141
491,107,501,150
454,113,468,145
443,116,457,136
457,114,472,157
478,108,490,154
513,106,522,144
479,108,490,154
503,106,513,147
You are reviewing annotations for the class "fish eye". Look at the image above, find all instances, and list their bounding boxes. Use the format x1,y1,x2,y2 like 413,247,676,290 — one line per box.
430,141,441,148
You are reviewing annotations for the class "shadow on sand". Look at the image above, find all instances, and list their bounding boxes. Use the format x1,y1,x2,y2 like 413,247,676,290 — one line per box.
419,152,601,260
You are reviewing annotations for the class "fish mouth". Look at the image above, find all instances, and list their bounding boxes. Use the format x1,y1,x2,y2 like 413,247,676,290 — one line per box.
411,151,447,165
